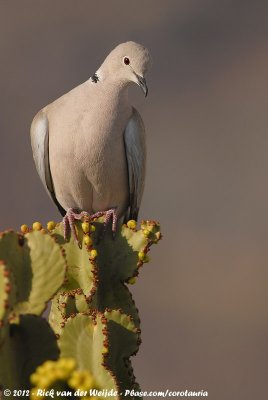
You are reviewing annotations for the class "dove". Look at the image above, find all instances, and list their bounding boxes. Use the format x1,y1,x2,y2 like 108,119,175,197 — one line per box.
30,41,152,240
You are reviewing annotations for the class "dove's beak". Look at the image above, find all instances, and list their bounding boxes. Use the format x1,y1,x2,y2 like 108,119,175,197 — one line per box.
135,74,148,97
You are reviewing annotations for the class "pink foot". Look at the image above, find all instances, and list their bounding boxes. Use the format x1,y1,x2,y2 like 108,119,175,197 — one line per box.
63,207,118,242
63,208,89,242
90,207,118,238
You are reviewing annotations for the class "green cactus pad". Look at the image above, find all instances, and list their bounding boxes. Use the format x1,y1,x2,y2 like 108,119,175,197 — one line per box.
49,291,90,335
91,220,153,281
49,218,161,337
0,262,10,328
103,310,141,396
15,231,66,315
75,292,89,313
0,261,16,345
0,231,66,317
104,309,137,333
58,313,118,398
0,315,59,391
51,224,95,298
90,220,160,326
49,294,66,336
0,231,32,304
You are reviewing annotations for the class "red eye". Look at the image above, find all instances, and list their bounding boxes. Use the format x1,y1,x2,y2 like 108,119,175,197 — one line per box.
124,57,130,65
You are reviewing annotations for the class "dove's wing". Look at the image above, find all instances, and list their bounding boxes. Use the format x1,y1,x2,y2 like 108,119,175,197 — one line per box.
30,111,66,216
124,107,146,221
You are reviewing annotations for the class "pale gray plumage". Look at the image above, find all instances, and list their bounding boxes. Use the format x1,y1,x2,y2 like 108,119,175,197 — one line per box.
30,41,152,225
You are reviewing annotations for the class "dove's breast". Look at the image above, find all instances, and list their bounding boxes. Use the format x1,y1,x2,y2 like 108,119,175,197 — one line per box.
47,81,132,216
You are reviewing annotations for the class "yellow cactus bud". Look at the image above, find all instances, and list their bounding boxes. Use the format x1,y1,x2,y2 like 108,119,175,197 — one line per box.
138,251,146,261
32,222,42,231
54,368,69,380
83,235,93,246
58,357,76,371
90,224,96,232
20,224,29,233
68,370,95,390
30,358,77,394
143,229,150,237
47,221,56,230
128,277,136,285
127,220,137,229
68,377,78,389
90,249,98,259
82,222,90,234
36,365,43,374
30,372,39,385
37,376,50,389
42,360,55,371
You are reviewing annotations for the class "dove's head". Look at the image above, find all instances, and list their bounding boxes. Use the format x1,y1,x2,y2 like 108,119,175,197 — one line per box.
99,41,152,96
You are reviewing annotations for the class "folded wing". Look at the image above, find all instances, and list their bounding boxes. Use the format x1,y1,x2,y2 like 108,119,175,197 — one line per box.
30,111,66,216
124,108,146,221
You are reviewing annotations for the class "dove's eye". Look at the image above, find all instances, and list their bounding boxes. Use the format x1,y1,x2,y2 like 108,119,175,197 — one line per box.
124,57,130,65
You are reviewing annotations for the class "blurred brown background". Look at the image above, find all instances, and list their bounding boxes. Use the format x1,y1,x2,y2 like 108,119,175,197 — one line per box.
1,1,268,398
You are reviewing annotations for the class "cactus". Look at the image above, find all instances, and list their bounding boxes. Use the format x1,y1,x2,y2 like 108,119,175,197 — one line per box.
0,230,65,391
0,218,161,399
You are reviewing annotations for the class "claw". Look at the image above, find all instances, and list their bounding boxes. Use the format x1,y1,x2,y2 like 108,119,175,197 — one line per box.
91,207,118,238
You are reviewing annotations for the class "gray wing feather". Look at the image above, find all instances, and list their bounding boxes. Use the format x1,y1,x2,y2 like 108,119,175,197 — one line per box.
30,111,65,216
124,108,146,221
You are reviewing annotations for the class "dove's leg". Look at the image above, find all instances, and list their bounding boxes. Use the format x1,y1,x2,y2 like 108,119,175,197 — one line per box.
63,208,90,242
